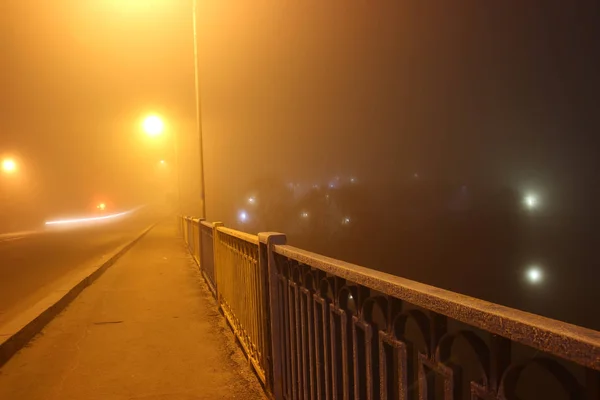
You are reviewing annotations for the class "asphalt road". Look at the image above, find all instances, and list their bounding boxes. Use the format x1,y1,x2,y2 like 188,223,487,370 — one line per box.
0,207,163,327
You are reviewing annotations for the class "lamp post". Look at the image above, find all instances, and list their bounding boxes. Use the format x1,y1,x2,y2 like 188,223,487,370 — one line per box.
192,0,207,219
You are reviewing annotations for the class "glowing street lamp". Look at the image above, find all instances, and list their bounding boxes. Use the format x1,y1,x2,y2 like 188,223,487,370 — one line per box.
2,158,17,174
140,113,182,209
526,266,543,284
142,115,164,137
523,193,539,210
97,203,107,211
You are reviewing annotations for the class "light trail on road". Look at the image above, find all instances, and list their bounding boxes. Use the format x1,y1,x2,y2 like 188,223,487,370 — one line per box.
44,210,132,226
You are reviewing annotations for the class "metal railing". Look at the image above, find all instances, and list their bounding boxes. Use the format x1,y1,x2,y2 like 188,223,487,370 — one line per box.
200,221,217,295
215,226,270,384
180,216,600,400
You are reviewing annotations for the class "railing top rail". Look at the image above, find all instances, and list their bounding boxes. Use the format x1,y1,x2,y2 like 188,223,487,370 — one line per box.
216,226,259,245
273,244,600,370
200,221,213,229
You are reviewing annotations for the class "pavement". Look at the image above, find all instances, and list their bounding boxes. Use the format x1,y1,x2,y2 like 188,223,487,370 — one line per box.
0,220,266,400
0,208,158,328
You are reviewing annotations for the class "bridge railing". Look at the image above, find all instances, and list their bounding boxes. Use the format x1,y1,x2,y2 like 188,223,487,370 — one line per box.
180,216,600,400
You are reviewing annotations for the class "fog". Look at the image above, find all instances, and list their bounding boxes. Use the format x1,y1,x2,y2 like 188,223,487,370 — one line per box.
2,1,600,327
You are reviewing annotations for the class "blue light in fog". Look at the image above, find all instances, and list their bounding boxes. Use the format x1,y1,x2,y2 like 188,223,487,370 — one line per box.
239,211,248,222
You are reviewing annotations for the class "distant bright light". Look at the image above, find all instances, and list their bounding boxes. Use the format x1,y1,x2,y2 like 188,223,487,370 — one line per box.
45,210,130,226
413,173,419,179
329,184,335,188
342,217,351,225
239,211,248,222
527,267,543,283
312,184,319,189
160,160,166,165
2,159,17,173
97,203,106,211
350,177,356,183
142,115,164,136
524,194,539,209
248,197,255,204
301,212,309,218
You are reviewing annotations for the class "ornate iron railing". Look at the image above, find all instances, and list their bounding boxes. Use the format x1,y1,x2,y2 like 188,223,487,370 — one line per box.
200,221,217,295
214,226,271,385
180,216,600,400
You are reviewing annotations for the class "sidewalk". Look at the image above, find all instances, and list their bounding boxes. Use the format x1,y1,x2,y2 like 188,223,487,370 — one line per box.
0,220,265,400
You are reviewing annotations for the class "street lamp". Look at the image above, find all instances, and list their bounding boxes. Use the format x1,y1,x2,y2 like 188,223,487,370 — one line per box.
142,115,164,137
142,114,181,210
2,158,17,174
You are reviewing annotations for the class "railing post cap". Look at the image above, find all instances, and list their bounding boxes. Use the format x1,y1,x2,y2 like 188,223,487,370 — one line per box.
258,232,287,245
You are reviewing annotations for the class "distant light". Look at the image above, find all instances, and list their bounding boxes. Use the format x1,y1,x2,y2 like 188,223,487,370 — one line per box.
160,160,166,165
248,197,255,204
527,267,543,283
350,177,356,183
239,211,248,222
325,194,330,199
97,203,106,211
142,115,164,136
413,173,419,179
2,159,17,173
342,217,351,225
524,194,539,209
301,212,309,218
329,184,335,188
348,294,354,300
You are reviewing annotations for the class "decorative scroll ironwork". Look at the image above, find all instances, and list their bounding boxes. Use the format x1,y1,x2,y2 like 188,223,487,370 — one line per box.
270,246,600,400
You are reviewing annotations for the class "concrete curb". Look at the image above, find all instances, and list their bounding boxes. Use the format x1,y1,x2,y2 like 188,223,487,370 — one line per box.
0,223,157,367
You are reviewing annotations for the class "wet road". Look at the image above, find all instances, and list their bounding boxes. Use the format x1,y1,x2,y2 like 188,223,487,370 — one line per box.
0,208,162,327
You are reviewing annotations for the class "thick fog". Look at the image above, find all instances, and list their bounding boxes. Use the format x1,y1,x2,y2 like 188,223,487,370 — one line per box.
2,1,600,327
3,1,599,226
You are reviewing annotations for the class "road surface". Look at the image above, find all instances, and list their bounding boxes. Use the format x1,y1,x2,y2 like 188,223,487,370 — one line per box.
0,207,162,328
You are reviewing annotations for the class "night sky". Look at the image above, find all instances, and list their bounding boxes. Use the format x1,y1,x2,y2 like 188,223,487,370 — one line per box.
1,0,599,222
